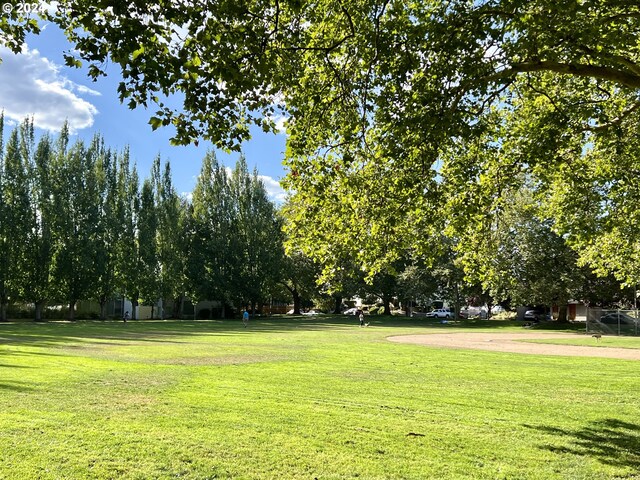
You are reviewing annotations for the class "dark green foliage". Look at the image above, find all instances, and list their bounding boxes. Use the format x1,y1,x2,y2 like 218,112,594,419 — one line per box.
49,132,102,320
190,153,284,316
0,125,31,318
137,178,159,309
0,125,285,320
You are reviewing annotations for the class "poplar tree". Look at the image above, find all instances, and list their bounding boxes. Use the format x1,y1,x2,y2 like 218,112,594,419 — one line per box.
3,126,31,312
23,133,55,321
189,151,232,317
50,132,100,320
230,156,284,311
137,178,159,316
191,154,284,315
153,157,187,318
93,143,120,319
115,151,142,320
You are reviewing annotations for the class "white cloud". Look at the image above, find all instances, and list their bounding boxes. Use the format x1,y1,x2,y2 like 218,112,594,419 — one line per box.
264,113,288,135
74,84,101,96
0,45,99,132
259,174,288,203
273,115,288,135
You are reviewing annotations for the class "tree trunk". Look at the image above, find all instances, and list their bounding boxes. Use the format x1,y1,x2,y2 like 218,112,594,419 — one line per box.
558,304,568,322
292,290,301,315
333,296,342,314
173,295,183,319
221,303,226,319
34,301,45,322
0,286,6,321
279,282,301,315
383,295,392,316
68,300,76,321
99,297,107,321
131,298,139,320
151,304,155,320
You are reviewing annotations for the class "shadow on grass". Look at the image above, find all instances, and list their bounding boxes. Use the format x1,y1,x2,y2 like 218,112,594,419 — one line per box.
0,316,441,351
525,419,640,470
0,315,585,351
0,381,33,392
0,320,255,350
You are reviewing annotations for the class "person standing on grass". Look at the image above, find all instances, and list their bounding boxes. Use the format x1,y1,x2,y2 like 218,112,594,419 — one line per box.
359,311,365,327
243,309,249,328
123,311,130,323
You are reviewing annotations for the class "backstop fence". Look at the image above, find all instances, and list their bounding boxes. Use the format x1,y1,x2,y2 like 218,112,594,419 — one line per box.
585,308,640,336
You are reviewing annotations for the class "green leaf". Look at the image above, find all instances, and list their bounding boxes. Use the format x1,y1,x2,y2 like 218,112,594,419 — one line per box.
64,56,82,69
132,46,145,60
149,116,162,131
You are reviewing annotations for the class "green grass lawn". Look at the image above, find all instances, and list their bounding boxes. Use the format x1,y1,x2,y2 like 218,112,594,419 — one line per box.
1,316,639,479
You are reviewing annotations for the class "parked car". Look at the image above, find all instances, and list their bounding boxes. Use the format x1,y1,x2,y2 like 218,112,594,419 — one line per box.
426,308,452,319
460,307,484,319
343,307,358,315
599,312,637,325
524,309,551,322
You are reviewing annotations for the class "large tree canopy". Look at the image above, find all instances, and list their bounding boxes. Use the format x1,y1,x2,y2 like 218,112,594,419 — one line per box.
3,0,639,284
1,1,635,147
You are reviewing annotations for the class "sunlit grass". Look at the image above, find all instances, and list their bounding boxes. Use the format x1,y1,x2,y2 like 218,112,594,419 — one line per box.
1,317,639,479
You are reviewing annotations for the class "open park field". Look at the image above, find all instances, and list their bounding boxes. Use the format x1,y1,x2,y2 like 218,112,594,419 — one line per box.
1,317,640,479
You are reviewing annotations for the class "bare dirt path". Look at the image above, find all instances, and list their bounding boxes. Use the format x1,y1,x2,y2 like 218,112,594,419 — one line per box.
387,332,640,360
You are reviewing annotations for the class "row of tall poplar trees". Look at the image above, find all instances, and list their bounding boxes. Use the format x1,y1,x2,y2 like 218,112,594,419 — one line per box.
0,117,283,321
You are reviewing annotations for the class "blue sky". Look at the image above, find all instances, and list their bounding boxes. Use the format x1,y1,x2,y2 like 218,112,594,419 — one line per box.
0,22,288,201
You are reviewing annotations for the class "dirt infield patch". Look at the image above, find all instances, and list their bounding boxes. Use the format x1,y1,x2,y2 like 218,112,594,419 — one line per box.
387,332,640,360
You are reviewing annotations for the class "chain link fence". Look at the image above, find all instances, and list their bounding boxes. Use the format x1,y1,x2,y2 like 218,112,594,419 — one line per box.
586,308,640,336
